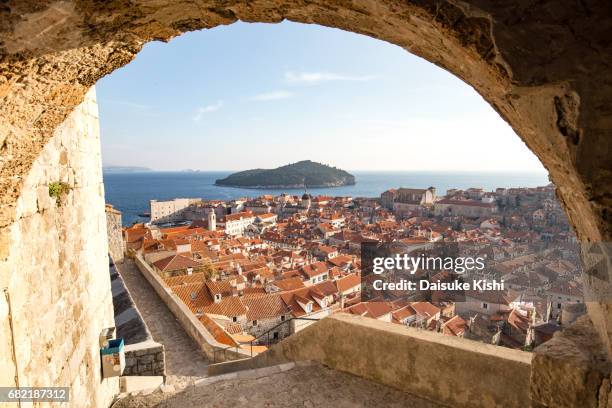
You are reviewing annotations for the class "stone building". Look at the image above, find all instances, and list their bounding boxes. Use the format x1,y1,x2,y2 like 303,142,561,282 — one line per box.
217,211,256,236
434,198,498,218
150,198,202,224
380,189,397,210
242,294,292,343
391,187,437,215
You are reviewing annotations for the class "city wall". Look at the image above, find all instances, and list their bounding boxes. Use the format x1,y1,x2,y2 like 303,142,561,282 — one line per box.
133,253,251,362
0,87,119,407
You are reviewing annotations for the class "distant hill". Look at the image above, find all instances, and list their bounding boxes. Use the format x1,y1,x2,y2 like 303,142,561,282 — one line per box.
215,160,356,189
103,166,152,173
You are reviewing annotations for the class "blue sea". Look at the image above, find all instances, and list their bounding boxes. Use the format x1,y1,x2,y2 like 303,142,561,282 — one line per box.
103,171,550,225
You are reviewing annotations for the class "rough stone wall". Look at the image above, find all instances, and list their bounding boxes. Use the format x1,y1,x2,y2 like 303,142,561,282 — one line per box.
248,316,291,344
106,205,125,263
0,87,119,407
124,342,166,377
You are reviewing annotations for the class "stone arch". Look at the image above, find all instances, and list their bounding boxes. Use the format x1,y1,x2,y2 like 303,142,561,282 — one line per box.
0,0,611,386
2,1,609,240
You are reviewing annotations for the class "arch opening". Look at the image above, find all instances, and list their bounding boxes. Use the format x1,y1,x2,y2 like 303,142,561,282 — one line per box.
0,2,611,407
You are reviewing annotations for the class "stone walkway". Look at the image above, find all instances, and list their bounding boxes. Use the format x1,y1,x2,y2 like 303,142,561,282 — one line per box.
116,259,209,387
114,362,442,408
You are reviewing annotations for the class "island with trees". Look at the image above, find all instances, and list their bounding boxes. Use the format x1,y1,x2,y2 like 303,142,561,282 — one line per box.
215,160,356,189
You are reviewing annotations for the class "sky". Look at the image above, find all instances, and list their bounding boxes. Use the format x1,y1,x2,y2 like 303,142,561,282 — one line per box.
96,21,546,173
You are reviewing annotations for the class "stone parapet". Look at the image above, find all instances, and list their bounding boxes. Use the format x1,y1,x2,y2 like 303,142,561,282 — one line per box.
210,313,533,408
124,341,166,377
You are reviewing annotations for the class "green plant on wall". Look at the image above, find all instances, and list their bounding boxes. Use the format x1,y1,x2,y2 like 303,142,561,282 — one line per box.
48,182,71,207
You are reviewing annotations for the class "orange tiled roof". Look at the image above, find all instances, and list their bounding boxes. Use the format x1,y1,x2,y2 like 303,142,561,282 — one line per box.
153,254,202,272
335,273,361,293
199,314,239,347
273,277,306,291
204,296,248,318
164,272,207,287
301,261,328,278
410,301,441,318
242,294,290,321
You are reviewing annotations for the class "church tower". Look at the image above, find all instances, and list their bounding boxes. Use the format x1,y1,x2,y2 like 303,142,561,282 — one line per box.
302,192,312,209
208,210,216,231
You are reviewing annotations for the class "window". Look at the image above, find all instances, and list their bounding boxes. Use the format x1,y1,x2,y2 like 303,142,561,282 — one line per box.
482,303,488,309
252,320,258,326
273,332,279,340
281,315,286,321
232,316,237,322
557,303,562,309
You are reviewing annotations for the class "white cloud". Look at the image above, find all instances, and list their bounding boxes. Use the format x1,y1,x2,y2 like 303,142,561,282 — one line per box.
249,91,293,101
284,71,377,84
193,100,224,121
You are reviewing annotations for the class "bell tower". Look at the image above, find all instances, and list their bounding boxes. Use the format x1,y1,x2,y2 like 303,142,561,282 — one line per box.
208,210,216,231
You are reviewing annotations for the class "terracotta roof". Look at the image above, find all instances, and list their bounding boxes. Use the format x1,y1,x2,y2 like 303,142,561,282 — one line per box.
301,261,328,278
153,254,202,272
242,294,290,321
346,301,392,319
410,302,441,318
273,277,306,291
172,282,212,310
225,211,255,222
199,314,239,347
165,272,207,287
335,273,361,293
392,306,416,320
327,255,352,267
442,315,467,336
280,287,324,317
205,280,234,296
204,296,248,318
312,280,338,297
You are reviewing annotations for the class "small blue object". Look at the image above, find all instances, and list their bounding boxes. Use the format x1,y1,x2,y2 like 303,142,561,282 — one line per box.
101,338,124,355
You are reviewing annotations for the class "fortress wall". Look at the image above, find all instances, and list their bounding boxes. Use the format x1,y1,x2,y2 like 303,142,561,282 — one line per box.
0,87,118,407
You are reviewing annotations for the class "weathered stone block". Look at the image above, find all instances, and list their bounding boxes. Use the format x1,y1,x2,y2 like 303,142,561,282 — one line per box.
140,354,155,364
531,316,612,407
